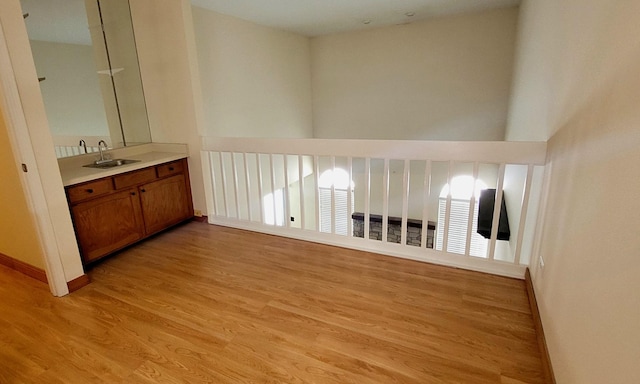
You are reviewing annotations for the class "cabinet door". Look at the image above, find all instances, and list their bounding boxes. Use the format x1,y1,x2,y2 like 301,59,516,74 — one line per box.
71,189,145,264
139,174,192,235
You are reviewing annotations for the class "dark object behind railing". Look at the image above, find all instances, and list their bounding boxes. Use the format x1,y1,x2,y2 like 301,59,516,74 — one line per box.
477,189,510,240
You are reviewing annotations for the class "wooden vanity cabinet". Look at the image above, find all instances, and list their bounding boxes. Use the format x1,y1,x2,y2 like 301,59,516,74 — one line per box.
71,188,145,263
66,159,193,265
139,174,192,234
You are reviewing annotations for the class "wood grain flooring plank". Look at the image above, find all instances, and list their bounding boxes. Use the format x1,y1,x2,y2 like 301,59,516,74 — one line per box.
0,222,545,383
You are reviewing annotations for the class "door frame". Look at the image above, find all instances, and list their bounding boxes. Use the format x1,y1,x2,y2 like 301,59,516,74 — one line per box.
0,2,85,296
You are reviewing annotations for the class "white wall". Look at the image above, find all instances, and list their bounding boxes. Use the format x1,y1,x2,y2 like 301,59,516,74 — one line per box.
311,7,518,141
192,7,313,138
508,0,640,382
130,0,207,213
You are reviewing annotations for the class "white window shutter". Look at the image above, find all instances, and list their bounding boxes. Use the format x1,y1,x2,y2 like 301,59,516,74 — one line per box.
436,198,487,257
320,188,353,236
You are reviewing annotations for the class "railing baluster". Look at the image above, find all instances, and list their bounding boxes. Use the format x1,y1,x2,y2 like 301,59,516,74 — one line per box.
347,157,353,237
231,152,242,220
219,152,229,218
488,163,506,261
330,156,336,234
465,162,480,256
298,155,305,230
364,158,371,241
442,161,453,252
256,154,264,223
284,155,291,228
421,160,431,249
209,152,219,217
243,152,252,222
515,165,534,265
382,159,390,243
269,153,277,226
314,155,321,231
401,159,410,246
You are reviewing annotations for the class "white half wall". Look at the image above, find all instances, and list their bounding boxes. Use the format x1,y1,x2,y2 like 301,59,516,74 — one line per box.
311,7,519,141
192,7,313,138
508,0,640,382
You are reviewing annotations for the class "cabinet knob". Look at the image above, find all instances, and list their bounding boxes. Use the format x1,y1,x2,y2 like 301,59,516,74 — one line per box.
131,192,136,196
141,188,146,193
168,167,174,171
86,188,93,193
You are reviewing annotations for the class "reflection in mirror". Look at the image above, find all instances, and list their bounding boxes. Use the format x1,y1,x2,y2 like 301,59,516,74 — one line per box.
21,0,151,158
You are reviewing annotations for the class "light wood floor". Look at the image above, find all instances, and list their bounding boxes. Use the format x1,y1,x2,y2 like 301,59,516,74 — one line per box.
0,222,545,383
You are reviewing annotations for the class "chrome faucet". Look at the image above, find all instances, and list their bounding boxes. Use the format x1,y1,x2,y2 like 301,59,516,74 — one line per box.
79,139,87,154
96,140,110,164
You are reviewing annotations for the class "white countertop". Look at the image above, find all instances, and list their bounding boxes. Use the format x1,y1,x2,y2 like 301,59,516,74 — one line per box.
58,143,189,186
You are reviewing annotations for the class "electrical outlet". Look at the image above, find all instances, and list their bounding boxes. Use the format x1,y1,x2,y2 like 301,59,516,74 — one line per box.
537,255,545,279
290,216,295,222
194,210,203,217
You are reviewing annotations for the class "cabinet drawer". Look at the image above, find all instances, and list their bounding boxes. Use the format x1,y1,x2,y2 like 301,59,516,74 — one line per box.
67,178,113,204
157,160,184,178
113,167,157,190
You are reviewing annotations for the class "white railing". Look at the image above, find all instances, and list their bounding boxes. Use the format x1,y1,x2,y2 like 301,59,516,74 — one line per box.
201,137,547,278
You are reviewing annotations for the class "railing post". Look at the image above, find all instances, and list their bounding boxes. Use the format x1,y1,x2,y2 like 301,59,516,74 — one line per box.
314,155,321,231
401,159,410,246
269,154,277,226
421,160,431,249
382,159,390,243
347,156,353,238
488,163,506,261
465,162,480,256
331,156,336,234
256,154,264,223
219,152,229,218
442,160,453,252
284,155,291,228
298,155,306,230
243,153,252,222
364,157,371,241
231,153,241,219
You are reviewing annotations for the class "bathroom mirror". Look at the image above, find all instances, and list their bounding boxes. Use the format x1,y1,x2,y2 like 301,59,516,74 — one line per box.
21,0,151,158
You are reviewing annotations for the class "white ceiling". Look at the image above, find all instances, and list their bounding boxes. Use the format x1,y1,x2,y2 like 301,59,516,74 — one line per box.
20,0,521,46
190,0,521,37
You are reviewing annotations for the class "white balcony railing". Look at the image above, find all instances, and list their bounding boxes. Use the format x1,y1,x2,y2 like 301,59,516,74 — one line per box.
201,137,547,278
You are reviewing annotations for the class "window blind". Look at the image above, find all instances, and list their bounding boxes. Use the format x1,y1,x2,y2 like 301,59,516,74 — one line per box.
436,198,487,257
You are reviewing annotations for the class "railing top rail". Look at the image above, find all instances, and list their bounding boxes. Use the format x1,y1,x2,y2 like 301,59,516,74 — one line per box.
202,137,547,165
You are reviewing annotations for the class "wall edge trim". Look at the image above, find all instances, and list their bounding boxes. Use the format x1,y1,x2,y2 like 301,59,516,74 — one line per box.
0,251,48,283
67,274,91,293
525,267,556,384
